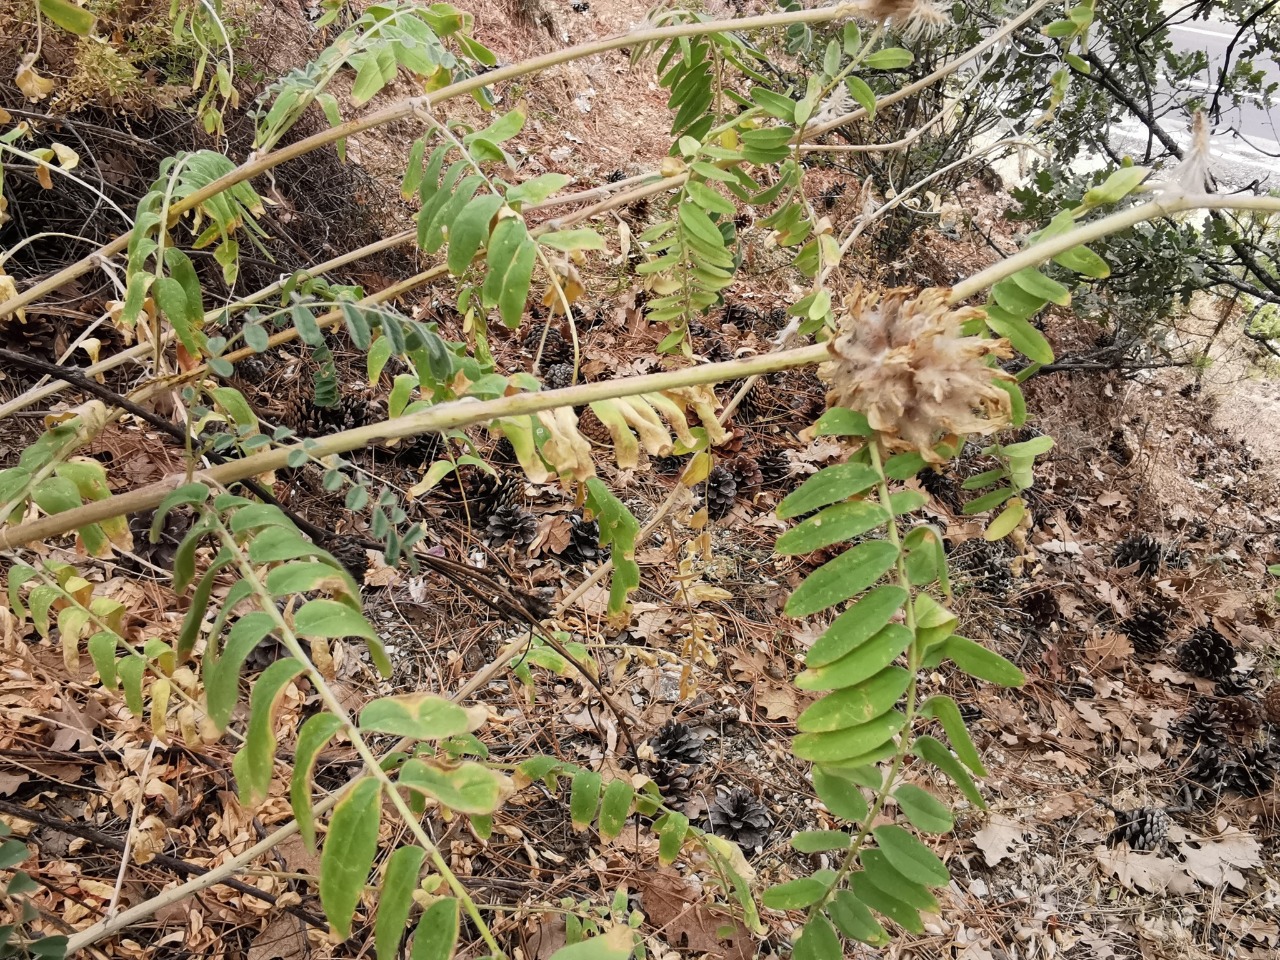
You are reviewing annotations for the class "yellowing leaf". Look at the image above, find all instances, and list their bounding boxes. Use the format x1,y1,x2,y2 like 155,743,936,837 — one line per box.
16,54,55,101
51,142,80,169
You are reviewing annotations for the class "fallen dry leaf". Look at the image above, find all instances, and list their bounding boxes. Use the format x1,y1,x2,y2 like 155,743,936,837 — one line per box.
973,813,1029,866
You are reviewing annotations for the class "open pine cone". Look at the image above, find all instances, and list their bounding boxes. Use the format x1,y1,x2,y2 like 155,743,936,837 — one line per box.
1108,807,1171,851
704,464,738,520
1119,606,1170,657
325,536,370,585
1177,625,1236,681
708,787,772,850
1112,533,1164,577
486,504,538,549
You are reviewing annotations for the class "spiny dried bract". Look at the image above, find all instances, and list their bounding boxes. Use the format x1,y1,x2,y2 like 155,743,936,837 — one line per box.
486,504,537,550
651,720,704,766
704,464,738,520
1108,807,1171,851
1177,625,1236,682
325,536,369,585
821,285,1014,461
1111,533,1164,577
708,787,772,850
1120,606,1171,657
557,512,602,565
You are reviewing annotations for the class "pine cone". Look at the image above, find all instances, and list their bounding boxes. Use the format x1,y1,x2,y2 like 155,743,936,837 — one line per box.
950,539,1013,597
708,787,772,850
325,536,369,585
731,379,770,424
0,314,59,359
762,306,789,332
650,720,703,766
522,325,571,364
1177,626,1236,681
651,454,687,476
1264,686,1280,727
1183,742,1230,799
490,436,517,464
649,758,696,796
543,362,575,391
758,450,792,486
229,354,270,389
722,301,758,330
122,508,191,573
1108,807,1170,851
1223,740,1280,797
1019,588,1060,630
704,464,738,520
819,182,846,210
438,467,517,522
1171,701,1224,746
390,431,442,469
1112,533,1164,577
918,468,962,511
557,512,602,565
1217,695,1263,737
604,169,626,183
1119,606,1170,657
486,504,537,549
1107,430,1133,466
728,455,763,497
243,632,290,674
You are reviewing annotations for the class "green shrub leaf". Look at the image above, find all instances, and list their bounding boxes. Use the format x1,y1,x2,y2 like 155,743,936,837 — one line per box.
860,850,939,911
806,586,909,668
233,658,306,806
793,710,906,762
776,501,890,555
796,623,913,691
791,830,852,853
826,890,888,944
598,779,634,840
785,540,900,617
812,767,869,823
872,824,950,886
359,694,479,740
777,463,879,520
569,769,602,830
797,666,910,733
893,783,955,833
320,777,382,939
762,877,829,910
850,871,923,933
376,845,428,960
292,713,345,852
937,635,1026,686
409,897,459,960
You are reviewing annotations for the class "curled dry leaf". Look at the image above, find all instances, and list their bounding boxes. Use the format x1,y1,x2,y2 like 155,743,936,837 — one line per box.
15,53,55,102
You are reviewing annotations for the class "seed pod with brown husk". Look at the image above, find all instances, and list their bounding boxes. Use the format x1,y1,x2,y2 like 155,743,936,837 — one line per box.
1108,807,1171,851
1119,606,1170,657
1112,533,1164,577
1177,625,1236,682
708,787,772,850
820,285,1014,460
704,464,738,520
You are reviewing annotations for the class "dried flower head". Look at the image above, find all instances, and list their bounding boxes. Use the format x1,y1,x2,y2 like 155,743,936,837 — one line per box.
1156,111,1215,200
821,285,1014,460
856,0,950,39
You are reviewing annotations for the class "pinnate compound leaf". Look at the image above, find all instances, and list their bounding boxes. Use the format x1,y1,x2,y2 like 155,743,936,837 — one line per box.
292,713,344,852
893,784,954,833
796,666,911,733
376,845,428,960
585,478,640,616
410,897,459,960
937,635,1025,686
812,767,869,823
793,711,906,762
796,623,912,692
785,540,900,617
233,658,306,805
320,777,383,939
805,586,908,668
762,877,829,910
827,889,888,944
860,850,939,911
778,463,879,519
359,694,480,740
872,824,950,886
397,759,504,815
775,500,890,555
569,769,602,830
920,695,987,776
791,830,852,853
850,871,923,933
794,915,842,960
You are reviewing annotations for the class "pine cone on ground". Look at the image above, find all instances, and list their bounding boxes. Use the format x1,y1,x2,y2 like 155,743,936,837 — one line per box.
1216,695,1263,738
730,379,770,424
1264,686,1280,727
704,464,738,520
950,539,1013,597
1019,588,1060,630
438,467,519,522
651,720,704,765
728,455,764,497
557,512,602,565
758,450,792,486
229,354,270,390
0,314,60,359
651,455,687,476
325,536,369,585
486,504,537,549
819,182,846,210
243,632,290,674
1171,701,1224,746
1223,740,1280,797
1112,533,1164,577
1107,430,1133,466
522,324,571,364
1183,742,1230,800
918,468,962,511
604,169,626,183
122,508,191,574
1108,807,1171,851
543,362,575,391
390,431,442,469
722,301,758,330
708,787,772,850
490,436,517,464
1177,626,1236,681
1119,606,1170,657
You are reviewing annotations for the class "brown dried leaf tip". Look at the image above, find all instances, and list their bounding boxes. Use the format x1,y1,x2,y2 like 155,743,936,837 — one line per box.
821,285,1015,461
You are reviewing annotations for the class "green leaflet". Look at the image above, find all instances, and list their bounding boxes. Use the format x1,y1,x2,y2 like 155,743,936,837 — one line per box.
291,713,345,852
569,769,602,830
794,915,842,960
233,658,306,806
797,623,913,692
397,758,504,816
812,767,869,823
850,871,923,933
376,846,428,960
796,666,911,733
762,877,828,909
320,777,383,939
585,478,640,616
785,541,901,617
806,586,909,668
482,218,536,329
893,783,955,833
872,824,950,886
778,462,880,519
826,889,888,944
775,500,890,555
359,694,478,740
205,611,275,731
598,779,634,840
860,850,939,911
792,710,907,762
409,897,459,960
657,811,688,865
936,635,1026,686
